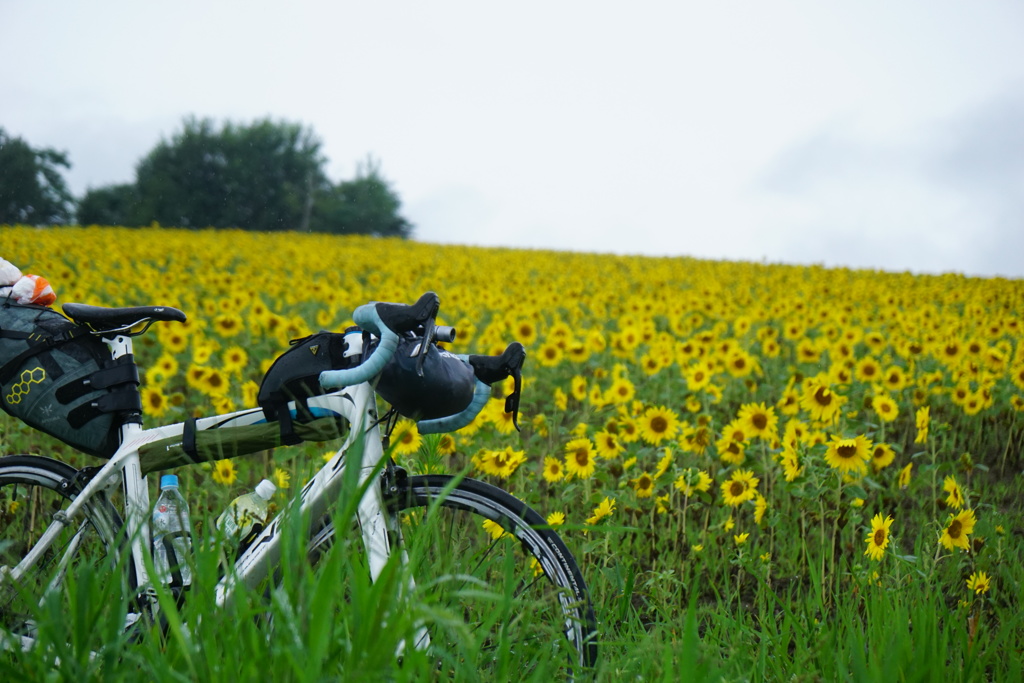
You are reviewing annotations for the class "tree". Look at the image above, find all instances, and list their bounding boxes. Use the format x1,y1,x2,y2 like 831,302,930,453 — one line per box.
311,158,414,238
77,183,140,226
0,128,75,225
131,116,330,230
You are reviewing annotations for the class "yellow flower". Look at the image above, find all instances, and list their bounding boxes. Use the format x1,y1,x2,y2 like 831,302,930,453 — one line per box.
691,544,704,553
737,402,778,441
673,468,712,497
753,493,768,525
542,456,565,483
871,394,899,423
966,571,991,595
914,406,930,444
212,460,237,486
939,509,977,551
733,533,749,545
639,405,680,445
564,438,596,479
392,420,423,456
870,443,896,472
898,462,913,488
545,511,565,527
272,467,290,490
585,496,616,525
942,476,965,510
482,519,511,540
864,513,894,562
800,377,845,424
721,469,759,507
630,472,655,498
823,434,872,475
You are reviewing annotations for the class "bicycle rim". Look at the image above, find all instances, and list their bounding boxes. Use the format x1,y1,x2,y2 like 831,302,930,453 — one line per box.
0,455,126,652
307,473,598,676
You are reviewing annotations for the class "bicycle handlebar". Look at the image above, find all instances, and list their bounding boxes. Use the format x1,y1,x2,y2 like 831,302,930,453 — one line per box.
319,292,439,391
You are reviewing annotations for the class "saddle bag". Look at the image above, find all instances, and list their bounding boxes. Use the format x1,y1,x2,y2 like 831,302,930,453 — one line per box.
0,301,141,458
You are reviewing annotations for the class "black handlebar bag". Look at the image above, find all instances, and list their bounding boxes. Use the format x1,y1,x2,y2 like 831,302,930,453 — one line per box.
373,336,477,421
0,302,140,458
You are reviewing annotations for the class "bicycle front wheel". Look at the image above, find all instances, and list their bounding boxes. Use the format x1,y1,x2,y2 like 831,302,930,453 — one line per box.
0,455,127,653
307,473,599,676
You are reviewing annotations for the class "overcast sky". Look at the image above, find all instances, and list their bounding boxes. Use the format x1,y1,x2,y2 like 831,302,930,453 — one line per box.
3,1,1023,278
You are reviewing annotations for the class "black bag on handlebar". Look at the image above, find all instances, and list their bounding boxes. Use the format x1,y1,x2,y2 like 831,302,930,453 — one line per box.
372,336,477,421
0,301,138,458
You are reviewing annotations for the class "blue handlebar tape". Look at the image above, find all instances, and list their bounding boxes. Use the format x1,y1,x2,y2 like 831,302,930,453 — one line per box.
417,378,492,434
320,307,398,390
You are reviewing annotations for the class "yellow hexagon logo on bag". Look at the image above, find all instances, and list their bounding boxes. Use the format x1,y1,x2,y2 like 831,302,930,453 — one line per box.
5,367,46,405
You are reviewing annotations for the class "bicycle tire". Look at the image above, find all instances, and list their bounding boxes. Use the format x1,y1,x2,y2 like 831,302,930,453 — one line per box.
305,473,599,675
0,454,128,651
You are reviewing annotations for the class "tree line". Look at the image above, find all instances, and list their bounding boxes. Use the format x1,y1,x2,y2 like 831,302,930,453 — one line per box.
0,118,412,237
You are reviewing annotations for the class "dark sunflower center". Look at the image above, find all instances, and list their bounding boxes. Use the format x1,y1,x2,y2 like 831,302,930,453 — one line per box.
650,416,668,433
836,444,857,459
948,520,962,538
873,529,886,545
575,450,589,466
752,414,767,430
729,481,745,497
638,475,652,490
814,387,832,406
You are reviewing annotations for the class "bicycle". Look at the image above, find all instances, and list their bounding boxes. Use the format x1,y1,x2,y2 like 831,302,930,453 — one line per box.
0,292,598,674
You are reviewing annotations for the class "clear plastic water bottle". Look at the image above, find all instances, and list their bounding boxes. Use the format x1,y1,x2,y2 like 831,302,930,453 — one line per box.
151,474,193,589
216,478,277,555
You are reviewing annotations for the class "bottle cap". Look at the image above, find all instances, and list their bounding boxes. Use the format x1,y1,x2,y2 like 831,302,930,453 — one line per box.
160,474,179,489
255,479,277,500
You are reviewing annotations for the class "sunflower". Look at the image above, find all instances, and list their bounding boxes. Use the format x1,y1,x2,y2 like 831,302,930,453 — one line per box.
542,457,565,483
673,468,713,497
753,494,768,525
683,361,714,392
199,368,230,396
800,378,845,424
437,433,457,455
213,313,245,337
823,434,872,474
570,376,588,402
780,448,803,482
545,511,565,527
716,437,746,466
212,459,238,486
222,345,249,373
870,443,896,472
737,402,778,441
564,438,596,479
942,476,965,510
939,508,976,551
392,420,423,456
871,394,899,423
585,496,616,525
721,469,759,507
898,462,913,488
966,571,991,595
639,405,679,445
142,386,169,418
914,406,930,444
864,513,894,561
605,376,636,404
630,472,655,498
536,342,563,367
854,357,881,383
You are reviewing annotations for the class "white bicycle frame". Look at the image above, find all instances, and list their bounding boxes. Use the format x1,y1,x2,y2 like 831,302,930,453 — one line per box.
2,328,418,640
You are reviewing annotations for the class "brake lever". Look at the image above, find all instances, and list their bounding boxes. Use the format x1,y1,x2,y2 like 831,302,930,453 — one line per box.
415,318,437,376
502,344,526,432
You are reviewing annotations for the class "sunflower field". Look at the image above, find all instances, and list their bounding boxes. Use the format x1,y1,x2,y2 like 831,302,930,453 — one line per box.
2,225,1023,680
